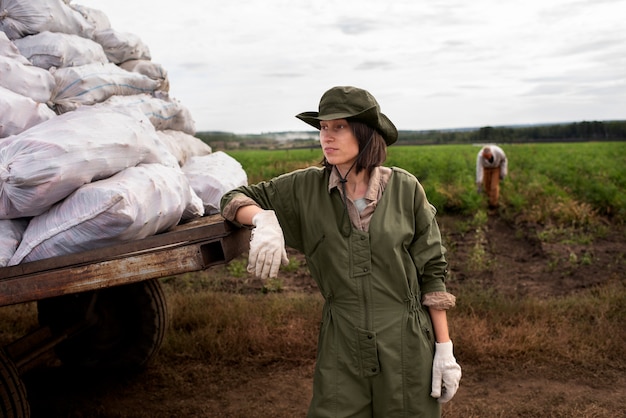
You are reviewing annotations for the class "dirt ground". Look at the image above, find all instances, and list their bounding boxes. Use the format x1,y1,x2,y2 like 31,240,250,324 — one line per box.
21,213,626,417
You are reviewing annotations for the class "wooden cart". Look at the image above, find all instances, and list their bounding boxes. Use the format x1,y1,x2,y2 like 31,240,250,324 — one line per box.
0,214,249,418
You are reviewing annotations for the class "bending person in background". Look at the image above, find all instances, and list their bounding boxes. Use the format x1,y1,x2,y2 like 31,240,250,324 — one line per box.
476,145,508,208
221,86,461,417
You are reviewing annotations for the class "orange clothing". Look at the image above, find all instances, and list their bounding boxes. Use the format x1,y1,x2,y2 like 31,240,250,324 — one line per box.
482,167,501,207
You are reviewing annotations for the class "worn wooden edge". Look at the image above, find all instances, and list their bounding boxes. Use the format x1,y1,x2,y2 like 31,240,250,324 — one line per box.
0,215,251,306
0,214,234,280
0,226,250,307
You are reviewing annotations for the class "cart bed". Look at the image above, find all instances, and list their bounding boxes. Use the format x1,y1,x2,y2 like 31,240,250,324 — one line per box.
0,215,249,307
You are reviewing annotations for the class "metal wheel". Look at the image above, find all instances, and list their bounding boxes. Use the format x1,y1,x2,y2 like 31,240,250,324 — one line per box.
37,279,168,372
0,348,30,418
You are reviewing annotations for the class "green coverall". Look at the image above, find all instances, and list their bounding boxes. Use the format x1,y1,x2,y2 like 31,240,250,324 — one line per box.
221,166,448,417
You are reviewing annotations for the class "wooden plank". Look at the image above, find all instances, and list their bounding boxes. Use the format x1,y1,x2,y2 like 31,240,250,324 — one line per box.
0,216,251,307
0,215,232,279
0,245,203,306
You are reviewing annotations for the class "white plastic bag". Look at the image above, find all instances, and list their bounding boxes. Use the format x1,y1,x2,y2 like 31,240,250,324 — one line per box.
0,55,56,103
68,3,111,32
0,31,30,63
50,62,161,113
120,59,170,92
182,152,248,215
14,31,108,70
9,163,204,265
0,85,56,138
93,27,151,64
156,130,212,167
0,218,28,267
102,93,196,135
0,0,94,40
0,105,177,218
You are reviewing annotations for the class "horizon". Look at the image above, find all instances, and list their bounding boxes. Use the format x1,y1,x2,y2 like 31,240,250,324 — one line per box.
197,118,625,136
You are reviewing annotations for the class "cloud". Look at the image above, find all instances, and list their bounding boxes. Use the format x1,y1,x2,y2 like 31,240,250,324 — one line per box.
354,60,393,71
265,72,304,78
336,19,381,35
75,0,625,133
523,84,573,96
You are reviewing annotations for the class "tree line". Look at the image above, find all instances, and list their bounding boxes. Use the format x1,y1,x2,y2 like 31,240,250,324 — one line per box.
196,120,626,150
398,120,626,145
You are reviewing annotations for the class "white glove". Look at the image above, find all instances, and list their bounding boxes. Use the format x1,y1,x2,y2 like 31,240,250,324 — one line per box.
431,341,462,403
247,210,289,279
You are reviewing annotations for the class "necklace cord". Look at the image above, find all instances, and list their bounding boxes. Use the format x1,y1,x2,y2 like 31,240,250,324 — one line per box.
334,132,375,236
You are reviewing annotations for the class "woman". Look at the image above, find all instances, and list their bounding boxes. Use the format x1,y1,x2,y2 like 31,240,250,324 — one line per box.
220,86,461,417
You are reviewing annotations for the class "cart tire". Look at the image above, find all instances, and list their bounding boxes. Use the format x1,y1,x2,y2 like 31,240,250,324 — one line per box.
0,348,30,418
37,279,168,372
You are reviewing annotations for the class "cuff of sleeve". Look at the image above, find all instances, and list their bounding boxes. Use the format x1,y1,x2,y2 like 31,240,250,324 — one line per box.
422,291,456,310
222,194,260,224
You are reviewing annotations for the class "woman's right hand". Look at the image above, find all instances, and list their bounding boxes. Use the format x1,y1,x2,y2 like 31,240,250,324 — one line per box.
247,210,289,279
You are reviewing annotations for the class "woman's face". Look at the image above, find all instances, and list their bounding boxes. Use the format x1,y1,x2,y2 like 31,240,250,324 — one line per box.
319,119,359,169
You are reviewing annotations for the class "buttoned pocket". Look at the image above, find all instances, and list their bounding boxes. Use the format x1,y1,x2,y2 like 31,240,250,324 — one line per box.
355,327,380,377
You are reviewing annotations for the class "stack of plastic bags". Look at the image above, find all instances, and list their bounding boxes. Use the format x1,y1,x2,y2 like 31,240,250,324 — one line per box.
0,0,248,267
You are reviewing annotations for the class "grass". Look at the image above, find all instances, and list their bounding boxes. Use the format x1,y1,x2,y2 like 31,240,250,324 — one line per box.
450,280,625,370
161,290,322,364
155,274,626,372
2,273,622,417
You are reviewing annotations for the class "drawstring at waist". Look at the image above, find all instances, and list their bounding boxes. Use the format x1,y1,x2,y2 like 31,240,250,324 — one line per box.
406,293,422,313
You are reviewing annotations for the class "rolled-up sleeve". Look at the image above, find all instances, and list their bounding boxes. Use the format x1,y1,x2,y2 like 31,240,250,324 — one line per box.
221,193,259,225
422,291,456,310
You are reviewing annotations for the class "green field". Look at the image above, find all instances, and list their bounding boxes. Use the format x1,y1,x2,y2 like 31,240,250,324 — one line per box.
227,141,626,224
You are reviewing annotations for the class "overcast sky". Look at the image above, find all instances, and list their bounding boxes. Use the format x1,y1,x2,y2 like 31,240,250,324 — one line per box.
77,0,625,134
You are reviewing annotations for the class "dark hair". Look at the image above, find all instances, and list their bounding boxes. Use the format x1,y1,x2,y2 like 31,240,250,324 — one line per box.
321,120,387,174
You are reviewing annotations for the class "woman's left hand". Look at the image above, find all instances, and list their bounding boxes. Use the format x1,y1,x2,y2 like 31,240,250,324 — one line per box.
430,340,462,403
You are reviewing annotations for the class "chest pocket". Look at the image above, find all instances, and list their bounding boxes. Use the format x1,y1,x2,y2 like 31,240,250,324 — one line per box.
351,231,371,278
